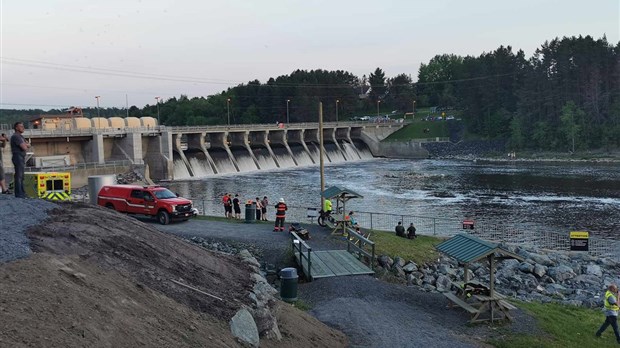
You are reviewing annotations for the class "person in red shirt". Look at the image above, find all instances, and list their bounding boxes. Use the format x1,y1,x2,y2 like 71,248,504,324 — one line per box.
273,198,288,232
222,193,232,219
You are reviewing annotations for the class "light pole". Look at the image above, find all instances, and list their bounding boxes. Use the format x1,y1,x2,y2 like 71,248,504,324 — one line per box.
412,100,416,120
95,96,100,117
377,100,381,117
155,96,161,125
286,99,290,124
336,99,339,123
227,97,231,126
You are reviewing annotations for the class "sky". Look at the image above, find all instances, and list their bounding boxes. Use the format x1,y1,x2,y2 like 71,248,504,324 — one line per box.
1,0,618,111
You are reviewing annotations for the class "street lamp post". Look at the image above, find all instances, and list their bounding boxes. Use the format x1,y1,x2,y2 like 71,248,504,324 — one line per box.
286,99,290,124
227,98,231,126
155,96,161,125
377,100,381,117
336,99,339,123
412,100,416,120
95,96,101,117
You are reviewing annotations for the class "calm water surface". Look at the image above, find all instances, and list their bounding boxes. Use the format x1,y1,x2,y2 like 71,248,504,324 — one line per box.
166,159,620,238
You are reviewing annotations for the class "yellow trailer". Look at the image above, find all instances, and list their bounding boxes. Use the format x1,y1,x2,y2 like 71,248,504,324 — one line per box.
24,172,71,200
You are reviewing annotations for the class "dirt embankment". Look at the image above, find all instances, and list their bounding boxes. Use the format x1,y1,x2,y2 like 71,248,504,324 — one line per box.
0,202,347,348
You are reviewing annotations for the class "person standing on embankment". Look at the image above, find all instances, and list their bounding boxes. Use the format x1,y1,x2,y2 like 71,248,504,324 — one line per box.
596,283,620,343
10,122,30,199
273,198,287,232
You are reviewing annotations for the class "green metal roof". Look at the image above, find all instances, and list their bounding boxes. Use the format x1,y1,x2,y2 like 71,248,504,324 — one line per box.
435,234,523,264
321,186,363,200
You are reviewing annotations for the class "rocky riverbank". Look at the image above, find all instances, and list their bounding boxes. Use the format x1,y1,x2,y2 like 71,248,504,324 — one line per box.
376,244,620,308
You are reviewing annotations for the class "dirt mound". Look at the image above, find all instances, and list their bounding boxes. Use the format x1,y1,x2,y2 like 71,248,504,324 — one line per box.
0,202,347,347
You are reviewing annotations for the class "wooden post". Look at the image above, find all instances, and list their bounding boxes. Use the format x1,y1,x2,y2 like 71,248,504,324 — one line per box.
319,102,325,210
489,255,495,297
464,263,469,284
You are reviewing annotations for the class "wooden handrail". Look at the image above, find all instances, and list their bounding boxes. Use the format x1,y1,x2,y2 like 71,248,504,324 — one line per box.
345,227,375,270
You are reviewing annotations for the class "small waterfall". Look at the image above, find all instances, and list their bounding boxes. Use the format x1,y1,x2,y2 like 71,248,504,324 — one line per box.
231,147,258,172
272,146,296,169
274,154,297,168
256,154,278,170
325,143,346,163
294,151,314,166
173,158,191,179
253,147,278,170
188,157,214,176
353,140,374,159
340,141,360,161
210,148,237,174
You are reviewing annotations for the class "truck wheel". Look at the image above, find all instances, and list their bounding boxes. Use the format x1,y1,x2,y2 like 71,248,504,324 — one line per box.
157,210,170,225
105,203,115,210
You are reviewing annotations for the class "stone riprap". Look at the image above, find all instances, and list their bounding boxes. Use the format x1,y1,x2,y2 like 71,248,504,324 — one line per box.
376,245,620,308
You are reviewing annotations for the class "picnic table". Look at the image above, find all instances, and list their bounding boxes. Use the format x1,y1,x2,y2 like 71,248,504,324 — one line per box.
436,234,524,324
443,289,516,323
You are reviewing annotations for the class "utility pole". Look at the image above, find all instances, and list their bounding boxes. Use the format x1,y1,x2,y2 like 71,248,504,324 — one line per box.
336,99,339,122
227,98,231,126
155,96,161,126
95,96,101,117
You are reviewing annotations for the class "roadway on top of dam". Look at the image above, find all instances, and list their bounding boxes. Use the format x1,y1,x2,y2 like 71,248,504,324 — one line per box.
21,120,407,138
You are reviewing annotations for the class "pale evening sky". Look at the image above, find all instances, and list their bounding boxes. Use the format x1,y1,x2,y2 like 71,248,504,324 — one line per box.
0,0,618,111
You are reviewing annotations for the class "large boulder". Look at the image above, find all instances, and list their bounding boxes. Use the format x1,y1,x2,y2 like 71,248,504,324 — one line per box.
585,264,603,277
533,264,547,278
230,308,260,347
548,265,576,282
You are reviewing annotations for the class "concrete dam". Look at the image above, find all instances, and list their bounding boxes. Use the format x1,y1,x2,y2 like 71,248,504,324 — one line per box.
1,122,426,185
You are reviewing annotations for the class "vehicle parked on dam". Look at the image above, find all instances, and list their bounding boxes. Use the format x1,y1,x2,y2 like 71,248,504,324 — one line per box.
97,185,197,224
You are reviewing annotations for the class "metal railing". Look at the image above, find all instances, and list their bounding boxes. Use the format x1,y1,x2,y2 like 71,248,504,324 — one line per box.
24,160,132,172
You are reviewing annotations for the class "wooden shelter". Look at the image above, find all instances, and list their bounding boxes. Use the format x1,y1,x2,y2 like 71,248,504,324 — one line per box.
436,234,524,322
321,186,363,235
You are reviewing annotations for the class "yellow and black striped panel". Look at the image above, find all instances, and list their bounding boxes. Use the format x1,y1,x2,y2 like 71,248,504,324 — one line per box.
41,191,71,201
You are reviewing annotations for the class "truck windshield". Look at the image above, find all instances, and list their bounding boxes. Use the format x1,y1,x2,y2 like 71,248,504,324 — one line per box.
153,189,177,199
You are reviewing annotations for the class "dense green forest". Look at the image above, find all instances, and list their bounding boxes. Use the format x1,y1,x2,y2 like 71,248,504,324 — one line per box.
1,35,618,151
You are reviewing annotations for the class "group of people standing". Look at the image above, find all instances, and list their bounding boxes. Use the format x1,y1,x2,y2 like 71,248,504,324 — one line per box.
222,194,270,221
221,193,289,232
0,122,30,198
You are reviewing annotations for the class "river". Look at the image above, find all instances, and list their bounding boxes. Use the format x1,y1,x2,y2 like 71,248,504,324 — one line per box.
166,158,620,239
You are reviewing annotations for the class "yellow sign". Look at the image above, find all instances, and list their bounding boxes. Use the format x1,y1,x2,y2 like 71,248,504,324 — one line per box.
570,231,589,239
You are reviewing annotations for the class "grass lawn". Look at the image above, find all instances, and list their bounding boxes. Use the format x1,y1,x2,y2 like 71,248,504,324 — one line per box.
369,230,443,265
491,301,618,348
383,121,449,141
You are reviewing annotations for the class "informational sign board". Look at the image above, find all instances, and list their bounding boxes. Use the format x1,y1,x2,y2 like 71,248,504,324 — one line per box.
462,220,475,230
570,231,589,251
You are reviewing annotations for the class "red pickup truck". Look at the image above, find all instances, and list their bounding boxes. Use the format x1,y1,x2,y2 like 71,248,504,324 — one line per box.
97,185,198,224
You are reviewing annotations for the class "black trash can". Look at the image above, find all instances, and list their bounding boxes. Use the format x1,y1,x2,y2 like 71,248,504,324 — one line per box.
245,202,256,223
279,267,298,302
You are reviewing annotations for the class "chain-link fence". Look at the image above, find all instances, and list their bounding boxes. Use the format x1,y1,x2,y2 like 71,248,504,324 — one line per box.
193,202,619,261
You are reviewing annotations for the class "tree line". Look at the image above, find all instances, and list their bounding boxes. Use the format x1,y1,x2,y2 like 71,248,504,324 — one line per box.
1,35,617,151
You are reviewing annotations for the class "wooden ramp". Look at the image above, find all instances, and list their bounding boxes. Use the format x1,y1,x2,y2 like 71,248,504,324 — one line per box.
295,249,374,280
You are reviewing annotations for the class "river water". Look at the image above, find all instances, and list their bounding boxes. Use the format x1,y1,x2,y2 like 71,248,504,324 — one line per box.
166,158,620,239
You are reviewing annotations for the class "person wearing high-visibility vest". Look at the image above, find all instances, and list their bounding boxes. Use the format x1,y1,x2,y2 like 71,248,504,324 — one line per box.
596,284,620,343
323,198,332,214
273,198,288,232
